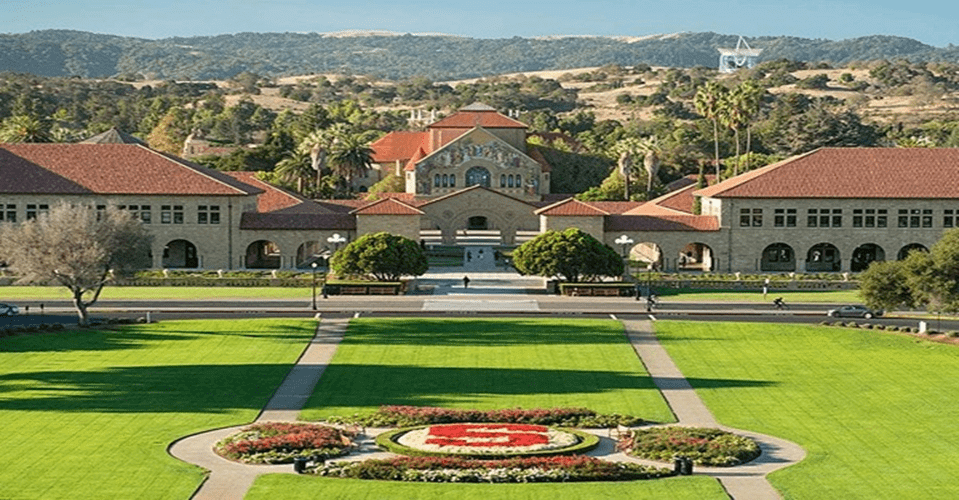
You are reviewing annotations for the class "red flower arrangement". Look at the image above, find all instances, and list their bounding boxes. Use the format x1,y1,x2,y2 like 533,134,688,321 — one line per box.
425,423,550,448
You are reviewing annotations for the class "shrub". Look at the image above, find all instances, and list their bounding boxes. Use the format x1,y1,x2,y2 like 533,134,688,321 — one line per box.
946,331,959,338
314,455,673,482
327,405,644,428
624,427,761,466
215,422,356,464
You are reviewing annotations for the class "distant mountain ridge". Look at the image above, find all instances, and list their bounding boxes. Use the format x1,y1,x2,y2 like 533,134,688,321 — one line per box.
1,29,957,81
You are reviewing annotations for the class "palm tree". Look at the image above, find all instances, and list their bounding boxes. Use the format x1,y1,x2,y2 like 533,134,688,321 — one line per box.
736,80,765,173
694,81,728,180
275,150,315,195
638,137,662,200
722,87,746,177
328,132,374,192
0,114,52,143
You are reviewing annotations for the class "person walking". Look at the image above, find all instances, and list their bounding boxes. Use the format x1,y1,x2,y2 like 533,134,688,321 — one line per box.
463,276,470,289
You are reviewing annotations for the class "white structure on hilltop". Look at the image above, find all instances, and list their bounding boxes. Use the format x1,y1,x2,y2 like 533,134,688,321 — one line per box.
718,36,762,73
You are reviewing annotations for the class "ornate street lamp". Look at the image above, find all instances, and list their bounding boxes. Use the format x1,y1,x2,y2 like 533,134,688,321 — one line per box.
311,262,318,310
615,235,634,279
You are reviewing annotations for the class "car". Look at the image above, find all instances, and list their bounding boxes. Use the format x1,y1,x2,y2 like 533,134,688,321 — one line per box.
0,303,19,316
827,305,883,319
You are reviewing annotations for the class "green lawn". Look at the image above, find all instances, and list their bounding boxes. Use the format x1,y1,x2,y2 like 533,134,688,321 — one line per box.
256,318,726,500
656,321,959,499
299,318,674,421
247,475,725,500
0,285,314,301
0,318,316,500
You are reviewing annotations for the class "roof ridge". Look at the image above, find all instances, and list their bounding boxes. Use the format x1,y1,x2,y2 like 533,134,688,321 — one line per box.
143,145,262,196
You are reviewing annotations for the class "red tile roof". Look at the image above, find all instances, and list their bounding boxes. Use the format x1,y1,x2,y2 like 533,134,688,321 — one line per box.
225,171,311,213
535,198,609,216
351,198,424,215
605,214,720,232
584,201,643,215
0,144,261,196
371,131,428,163
429,109,527,130
696,148,959,199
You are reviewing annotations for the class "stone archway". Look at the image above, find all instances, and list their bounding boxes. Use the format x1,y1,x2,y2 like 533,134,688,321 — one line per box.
163,239,198,268
761,243,796,272
678,242,714,271
851,244,885,272
295,241,323,268
630,242,663,270
806,243,840,272
246,240,281,269
898,243,928,260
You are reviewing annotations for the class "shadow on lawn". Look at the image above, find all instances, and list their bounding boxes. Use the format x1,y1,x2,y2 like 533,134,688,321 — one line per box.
309,363,775,409
0,323,314,354
0,363,294,413
344,319,626,346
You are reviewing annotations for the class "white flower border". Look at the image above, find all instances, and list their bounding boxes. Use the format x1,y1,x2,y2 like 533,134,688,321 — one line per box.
396,424,579,455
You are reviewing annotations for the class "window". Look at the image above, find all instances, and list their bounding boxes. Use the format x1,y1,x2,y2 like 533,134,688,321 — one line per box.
441,174,448,188
508,175,514,188
26,204,37,220
898,208,929,228
173,205,183,224
922,209,933,228
500,174,506,187
739,208,762,227
945,209,956,228
96,204,106,221
198,205,220,224
877,209,887,228
449,174,455,188
0,204,15,222
774,208,797,227
898,209,908,228
853,208,885,228
161,205,172,224
434,174,441,187
140,205,151,224
516,174,522,187
808,208,842,228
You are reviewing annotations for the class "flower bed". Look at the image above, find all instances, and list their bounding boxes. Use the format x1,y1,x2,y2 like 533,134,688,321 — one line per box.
314,455,674,482
327,405,644,428
214,422,356,464
377,423,599,458
622,427,761,466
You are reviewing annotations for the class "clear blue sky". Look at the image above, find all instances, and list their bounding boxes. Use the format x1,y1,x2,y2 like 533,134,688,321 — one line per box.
2,0,956,47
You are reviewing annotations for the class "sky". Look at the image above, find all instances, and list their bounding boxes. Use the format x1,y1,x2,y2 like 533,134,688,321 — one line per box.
2,0,957,47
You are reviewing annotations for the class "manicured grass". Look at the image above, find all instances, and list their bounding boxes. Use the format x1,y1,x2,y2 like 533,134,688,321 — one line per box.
654,288,861,303
656,321,959,499
246,475,726,500
0,318,316,500
299,318,674,422
0,285,314,301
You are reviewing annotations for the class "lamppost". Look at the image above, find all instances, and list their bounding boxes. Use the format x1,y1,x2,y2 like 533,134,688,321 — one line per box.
615,235,634,279
311,262,318,310
327,233,346,254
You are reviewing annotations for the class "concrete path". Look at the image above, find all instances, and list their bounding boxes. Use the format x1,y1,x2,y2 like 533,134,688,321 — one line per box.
623,319,806,500
168,317,349,500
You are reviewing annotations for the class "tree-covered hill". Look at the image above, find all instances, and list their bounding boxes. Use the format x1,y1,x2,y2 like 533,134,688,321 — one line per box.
2,30,958,80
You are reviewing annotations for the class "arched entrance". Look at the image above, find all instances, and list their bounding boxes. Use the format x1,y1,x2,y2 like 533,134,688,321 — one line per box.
162,239,198,268
246,240,281,269
630,242,663,270
806,243,840,272
465,166,491,187
296,241,323,268
761,243,796,272
851,244,885,272
678,243,714,271
898,243,928,260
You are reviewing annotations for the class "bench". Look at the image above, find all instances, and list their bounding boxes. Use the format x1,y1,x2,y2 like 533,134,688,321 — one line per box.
340,286,368,295
368,287,396,295
595,288,622,296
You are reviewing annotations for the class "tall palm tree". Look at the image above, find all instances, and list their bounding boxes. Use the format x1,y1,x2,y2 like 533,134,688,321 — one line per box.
722,87,747,177
638,137,662,200
736,80,765,173
0,114,52,143
694,81,728,180
275,149,315,195
328,132,374,192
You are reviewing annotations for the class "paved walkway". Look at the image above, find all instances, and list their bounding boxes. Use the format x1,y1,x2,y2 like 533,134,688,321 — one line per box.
168,315,805,500
623,319,806,499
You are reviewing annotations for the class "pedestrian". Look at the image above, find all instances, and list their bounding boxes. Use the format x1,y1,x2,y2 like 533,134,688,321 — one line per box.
773,297,785,310
646,294,656,312
763,277,770,299
634,283,642,301
463,276,470,288
467,250,472,262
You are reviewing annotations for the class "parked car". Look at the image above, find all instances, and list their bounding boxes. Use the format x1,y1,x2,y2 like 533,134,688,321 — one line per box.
827,305,883,319
0,303,19,316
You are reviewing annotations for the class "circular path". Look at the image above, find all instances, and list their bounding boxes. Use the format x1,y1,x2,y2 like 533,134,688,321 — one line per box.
169,315,805,500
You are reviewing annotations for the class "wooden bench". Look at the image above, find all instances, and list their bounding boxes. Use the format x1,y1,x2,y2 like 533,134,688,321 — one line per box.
340,286,368,295
368,287,396,295
595,288,621,296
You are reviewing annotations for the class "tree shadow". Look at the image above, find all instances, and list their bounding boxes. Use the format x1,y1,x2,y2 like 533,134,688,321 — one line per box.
308,363,774,409
343,319,628,346
0,363,295,413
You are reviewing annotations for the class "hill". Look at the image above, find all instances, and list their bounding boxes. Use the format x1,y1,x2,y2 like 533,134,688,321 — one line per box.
2,30,959,80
